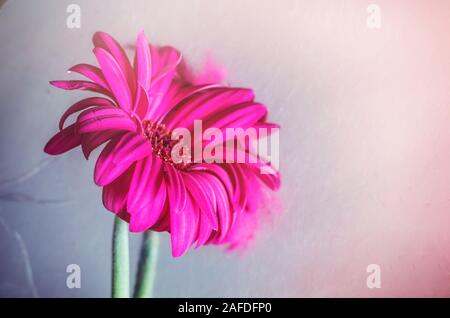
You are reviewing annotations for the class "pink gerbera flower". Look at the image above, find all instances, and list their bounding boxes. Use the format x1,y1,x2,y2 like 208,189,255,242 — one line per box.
44,31,280,257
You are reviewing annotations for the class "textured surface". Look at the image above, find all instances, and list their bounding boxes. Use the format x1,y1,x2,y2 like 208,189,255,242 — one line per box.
0,0,449,297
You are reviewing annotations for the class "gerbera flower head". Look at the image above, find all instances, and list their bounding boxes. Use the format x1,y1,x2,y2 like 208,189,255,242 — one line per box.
44,31,281,257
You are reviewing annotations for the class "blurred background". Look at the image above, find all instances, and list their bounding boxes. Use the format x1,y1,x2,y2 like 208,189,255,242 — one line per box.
0,0,449,297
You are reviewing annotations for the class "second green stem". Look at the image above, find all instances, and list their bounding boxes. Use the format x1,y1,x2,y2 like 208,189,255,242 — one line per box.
133,231,160,298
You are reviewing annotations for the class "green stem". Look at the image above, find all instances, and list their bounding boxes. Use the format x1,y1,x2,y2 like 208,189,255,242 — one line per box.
133,231,160,298
111,216,130,298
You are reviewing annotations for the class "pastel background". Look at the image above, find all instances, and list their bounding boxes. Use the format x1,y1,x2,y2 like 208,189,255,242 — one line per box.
0,0,449,297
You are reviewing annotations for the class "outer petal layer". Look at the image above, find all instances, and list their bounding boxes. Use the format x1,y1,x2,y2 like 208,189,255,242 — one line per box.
44,124,81,155
94,132,151,186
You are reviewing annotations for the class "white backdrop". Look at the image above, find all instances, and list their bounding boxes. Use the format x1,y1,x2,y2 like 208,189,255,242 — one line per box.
0,0,449,297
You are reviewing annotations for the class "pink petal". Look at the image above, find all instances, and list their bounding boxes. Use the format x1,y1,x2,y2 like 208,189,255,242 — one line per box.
226,164,248,213
134,31,152,91
81,130,122,159
146,45,181,112
128,155,167,232
258,171,281,190
59,97,114,130
77,106,136,133
164,87,254,130
202,102,267,132
170,194,199,257
253,122,280,137
196,212,214,248
94,47,133,112
68,64,109,89
184,172,219,230
164,164,187,214
133,84,150,119
151,202,170,232
150,80,217,122
44,124,81,155
231,148,281,191
94,132,151,186
213,146,281,191
102,165,134,214
242,169,263,212
50,80,113,98
246,163,281,191
189,164,234,206
150,45,181,78
93,31,136,95
127,155,152,212
199,173,231,242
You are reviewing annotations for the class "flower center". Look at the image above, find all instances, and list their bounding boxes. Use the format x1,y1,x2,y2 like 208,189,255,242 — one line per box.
142,120,190,170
